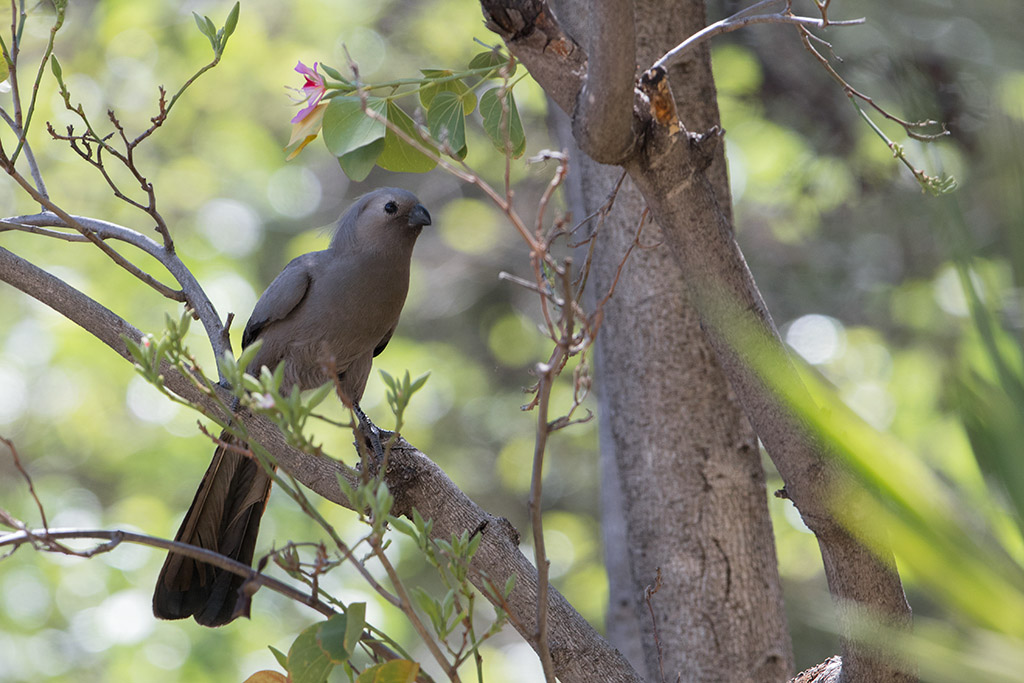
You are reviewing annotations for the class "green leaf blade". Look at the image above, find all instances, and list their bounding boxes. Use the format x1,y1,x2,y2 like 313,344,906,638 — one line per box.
316,613,351,663
469,50,516,78
343,603,366,654
288,623,335,683
338,137,385,182
357,660,420,683
377,101,437,174
224,2,240,38
426,90,467,159
480,88,526,158
323,96,387,158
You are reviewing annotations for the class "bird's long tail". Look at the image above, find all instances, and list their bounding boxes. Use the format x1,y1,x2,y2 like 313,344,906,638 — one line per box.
152,431,273,627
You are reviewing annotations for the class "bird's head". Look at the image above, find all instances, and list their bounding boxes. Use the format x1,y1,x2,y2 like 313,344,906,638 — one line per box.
331,187,431,254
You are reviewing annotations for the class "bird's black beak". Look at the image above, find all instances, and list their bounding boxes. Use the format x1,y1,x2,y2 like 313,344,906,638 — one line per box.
408,204,432,228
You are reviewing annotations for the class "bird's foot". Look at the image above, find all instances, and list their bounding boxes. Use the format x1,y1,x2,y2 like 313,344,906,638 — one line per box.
352,402,392,465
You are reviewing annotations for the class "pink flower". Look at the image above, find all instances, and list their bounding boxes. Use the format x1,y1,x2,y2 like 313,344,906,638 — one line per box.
290,61,326,123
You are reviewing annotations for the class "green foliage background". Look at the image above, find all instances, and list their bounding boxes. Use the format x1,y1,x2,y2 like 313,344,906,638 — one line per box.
0,0,1021,681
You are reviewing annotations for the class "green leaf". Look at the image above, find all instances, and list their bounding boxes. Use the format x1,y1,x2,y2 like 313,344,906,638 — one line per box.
124,335,150,369
343,603,366,654
236,339,263,376
177,309,192,338
467,528,483,558
409,371,430,394
241,374,262,393
316,613,352,663
377,101,437,173
357,661,420,683
426,91,467,159
504,573,516,597
49,54,63,83
268,645,289,670
338,138,385,182
411,587,443,633
469,50,515,77
288,623,335,683
322,96,387,158
336,472,357,507
480,88,526,158
388,515,417,539
320,63,349,84
305,381,333,413
193,12,212,38
217,349,240,384
223,2,240,38
420,70,476,114
272,360,286,392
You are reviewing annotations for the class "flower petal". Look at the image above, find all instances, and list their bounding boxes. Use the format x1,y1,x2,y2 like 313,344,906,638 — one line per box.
287,101,328,145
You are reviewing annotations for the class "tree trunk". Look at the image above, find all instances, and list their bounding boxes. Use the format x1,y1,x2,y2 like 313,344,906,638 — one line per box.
551,1,794,680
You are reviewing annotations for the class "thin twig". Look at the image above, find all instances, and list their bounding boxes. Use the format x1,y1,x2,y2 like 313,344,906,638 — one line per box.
644,568,667,683
796,25,948,141
3,171,185,299
0,108,47,201
3,208,230,366
529,361,557,683
0,526,337,617
1,436,48,529
652,1,864,71
371,537,462,681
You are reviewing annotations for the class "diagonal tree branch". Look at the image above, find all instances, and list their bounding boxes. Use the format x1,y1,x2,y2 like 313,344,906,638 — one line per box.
0,245,644,683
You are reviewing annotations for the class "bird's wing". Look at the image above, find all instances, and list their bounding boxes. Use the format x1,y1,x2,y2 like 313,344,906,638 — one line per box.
372,326,396,358
242,253,317,349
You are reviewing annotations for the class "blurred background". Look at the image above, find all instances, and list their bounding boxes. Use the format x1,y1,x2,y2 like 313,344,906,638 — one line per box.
0,0,1021,680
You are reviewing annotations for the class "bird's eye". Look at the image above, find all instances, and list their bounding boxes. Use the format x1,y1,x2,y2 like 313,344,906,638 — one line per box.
384,201,398,215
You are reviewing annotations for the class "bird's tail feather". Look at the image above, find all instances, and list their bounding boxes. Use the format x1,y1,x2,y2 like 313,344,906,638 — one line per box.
152,431,273,627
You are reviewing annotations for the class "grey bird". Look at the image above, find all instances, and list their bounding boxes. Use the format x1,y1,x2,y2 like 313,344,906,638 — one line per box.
152,188,431,626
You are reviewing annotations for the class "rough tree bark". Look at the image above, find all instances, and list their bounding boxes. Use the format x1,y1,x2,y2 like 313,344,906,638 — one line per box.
2,1,916,681
552,1,793,681
480,0,913,681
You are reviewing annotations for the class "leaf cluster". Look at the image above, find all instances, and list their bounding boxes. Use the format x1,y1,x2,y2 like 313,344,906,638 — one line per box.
300,50,526,180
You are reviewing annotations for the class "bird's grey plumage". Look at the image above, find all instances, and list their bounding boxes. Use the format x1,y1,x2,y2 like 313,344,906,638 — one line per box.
242,187,429,400
153,187,431,626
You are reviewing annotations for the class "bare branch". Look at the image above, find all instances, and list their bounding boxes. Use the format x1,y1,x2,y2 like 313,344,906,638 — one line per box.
651,3,864,72
0,526,336,617
2,207,230,363
1,436,48,529
0,108,47,201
